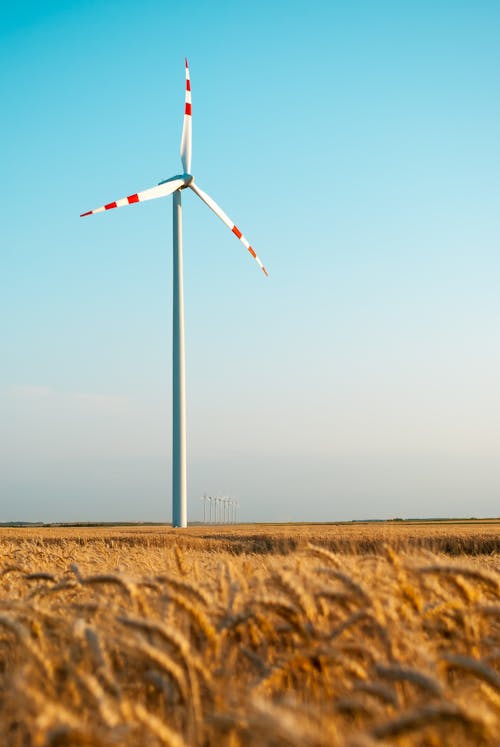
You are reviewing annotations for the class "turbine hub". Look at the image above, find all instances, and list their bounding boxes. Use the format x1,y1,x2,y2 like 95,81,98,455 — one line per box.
182,173,194,188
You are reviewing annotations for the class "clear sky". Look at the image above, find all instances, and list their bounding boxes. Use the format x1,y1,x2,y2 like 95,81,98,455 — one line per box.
2,0,499,522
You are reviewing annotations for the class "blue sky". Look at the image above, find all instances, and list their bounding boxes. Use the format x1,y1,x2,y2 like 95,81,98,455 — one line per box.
1,0,499,522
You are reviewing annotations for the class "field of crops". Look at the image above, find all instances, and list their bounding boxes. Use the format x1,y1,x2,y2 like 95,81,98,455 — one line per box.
0,522,498,746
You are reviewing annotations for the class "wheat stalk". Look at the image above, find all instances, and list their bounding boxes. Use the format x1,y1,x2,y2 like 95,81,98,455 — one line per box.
441,653,500,690
129,635,189,703
374,663,444,696
372,701,488,739
124,701,189,747
417,563,499,592
167,590,218,648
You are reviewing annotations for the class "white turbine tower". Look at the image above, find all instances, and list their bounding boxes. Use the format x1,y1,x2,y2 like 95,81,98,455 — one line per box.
81,60,268,528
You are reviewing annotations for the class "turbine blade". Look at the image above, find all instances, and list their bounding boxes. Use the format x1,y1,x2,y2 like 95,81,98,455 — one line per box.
80,177,185,217
190,182,268,276
180,58,192,173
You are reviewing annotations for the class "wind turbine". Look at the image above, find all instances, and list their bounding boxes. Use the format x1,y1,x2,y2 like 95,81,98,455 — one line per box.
80,60,268,528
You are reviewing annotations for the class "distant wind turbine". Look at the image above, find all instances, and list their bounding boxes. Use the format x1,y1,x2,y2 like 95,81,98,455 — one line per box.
80,60,268,528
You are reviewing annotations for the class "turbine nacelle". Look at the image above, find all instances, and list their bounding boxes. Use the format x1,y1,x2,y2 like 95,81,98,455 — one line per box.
158,173,194,189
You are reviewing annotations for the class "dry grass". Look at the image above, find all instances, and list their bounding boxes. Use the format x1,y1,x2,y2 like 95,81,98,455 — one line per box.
0,522,498,746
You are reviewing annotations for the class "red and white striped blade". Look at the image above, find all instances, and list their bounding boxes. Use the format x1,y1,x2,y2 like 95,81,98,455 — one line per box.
180,58,192,174
190,182,268,276
80,177,185,217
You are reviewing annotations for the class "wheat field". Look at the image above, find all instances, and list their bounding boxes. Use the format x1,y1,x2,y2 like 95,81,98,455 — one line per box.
0,523,498,746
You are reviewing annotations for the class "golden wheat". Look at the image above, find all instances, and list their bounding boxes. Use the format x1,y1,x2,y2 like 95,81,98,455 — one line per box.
0,523,498,745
